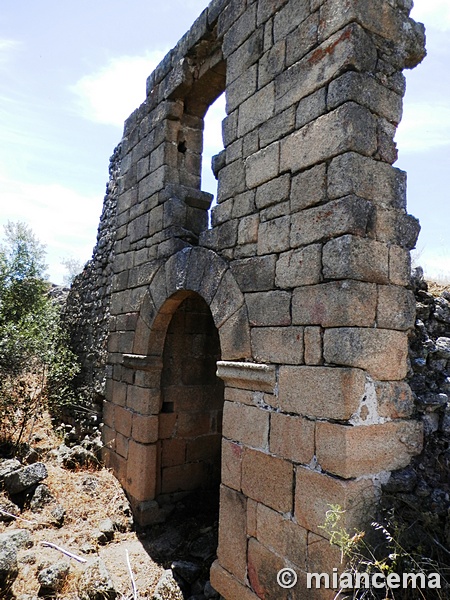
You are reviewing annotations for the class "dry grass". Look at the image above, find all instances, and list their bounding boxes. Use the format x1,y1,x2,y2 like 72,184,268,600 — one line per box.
427,280,450,297
0,414,164,598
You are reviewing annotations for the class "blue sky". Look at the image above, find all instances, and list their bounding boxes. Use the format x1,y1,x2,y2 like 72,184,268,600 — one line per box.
0,0,448,284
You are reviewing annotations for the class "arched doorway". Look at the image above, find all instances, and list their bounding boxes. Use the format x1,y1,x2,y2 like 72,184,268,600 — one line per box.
157,292,224,504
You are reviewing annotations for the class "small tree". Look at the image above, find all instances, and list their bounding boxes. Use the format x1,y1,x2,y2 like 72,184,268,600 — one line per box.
0,222,79,449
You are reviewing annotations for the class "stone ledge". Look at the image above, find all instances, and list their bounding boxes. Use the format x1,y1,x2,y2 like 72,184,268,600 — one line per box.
216,361,277,393
122,354,163,371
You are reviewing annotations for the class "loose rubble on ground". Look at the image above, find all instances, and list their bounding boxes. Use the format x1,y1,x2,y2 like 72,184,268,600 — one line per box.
0,420,220,600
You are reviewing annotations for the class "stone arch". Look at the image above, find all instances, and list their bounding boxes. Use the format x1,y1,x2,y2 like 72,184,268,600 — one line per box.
114,247,251,522
133,246,251,362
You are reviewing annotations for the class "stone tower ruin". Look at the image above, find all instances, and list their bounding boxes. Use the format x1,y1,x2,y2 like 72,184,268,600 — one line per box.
69,0,427,597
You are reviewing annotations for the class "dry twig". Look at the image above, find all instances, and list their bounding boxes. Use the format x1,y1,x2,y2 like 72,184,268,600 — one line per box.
0,507,37,525
126,549,138,600
40,541,87,563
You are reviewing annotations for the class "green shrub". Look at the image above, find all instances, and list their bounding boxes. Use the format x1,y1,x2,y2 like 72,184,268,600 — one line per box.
320,504,450,599
0,222,81,447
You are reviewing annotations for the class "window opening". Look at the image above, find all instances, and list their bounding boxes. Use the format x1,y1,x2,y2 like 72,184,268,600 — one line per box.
201,92,226,228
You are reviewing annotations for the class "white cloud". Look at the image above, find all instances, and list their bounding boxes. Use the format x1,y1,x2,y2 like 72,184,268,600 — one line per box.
396,102,450,152
71,51,167,128
0,39,21,69
411,0,450,31
0,171,102,283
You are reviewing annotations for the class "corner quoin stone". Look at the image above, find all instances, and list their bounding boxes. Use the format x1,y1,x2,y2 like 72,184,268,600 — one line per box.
278,366,367,419
323,327,409,380
316,420,423,478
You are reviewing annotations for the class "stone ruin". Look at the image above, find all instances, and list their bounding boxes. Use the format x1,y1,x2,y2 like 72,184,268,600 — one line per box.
65,0,429,597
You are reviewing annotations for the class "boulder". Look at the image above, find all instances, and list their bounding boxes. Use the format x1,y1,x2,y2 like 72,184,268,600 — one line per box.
77,558,117,600
30,484,54,510
3,462,47,495
152,569,184,600
50,505,66,528
38,560,70,594
0,535,18,593
0,529,32,551
0,493,20,522
171,560,202,584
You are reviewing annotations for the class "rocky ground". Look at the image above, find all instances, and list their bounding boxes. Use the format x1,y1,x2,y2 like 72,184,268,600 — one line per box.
0,418,220,600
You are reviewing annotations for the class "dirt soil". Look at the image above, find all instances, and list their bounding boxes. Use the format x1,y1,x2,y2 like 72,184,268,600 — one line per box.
0,416,166,599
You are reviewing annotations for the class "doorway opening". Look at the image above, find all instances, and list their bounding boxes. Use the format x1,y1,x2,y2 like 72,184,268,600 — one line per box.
157,292,224,505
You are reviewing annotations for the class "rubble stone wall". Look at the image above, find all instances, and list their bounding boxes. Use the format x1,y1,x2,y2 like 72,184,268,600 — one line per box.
67,1,428,598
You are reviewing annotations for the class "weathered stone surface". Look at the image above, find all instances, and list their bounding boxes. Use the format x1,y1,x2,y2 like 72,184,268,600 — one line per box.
290,163,326,212
316,421,423,478
217,486,247,581
247,538,290,600
231,255,276,292
280,103,377,174
270,413,315,464
318,0,426,69
254,174,290,209
257,503,308,567
389,245,411,286
251,326,304,364
238,83,275,138
275,244,322,288
222,401,269,449
30,484,54,510
276,24,377,112
0,459,21,487
210,560,259,600
219,305,252,360
291,195,372,247
0,540,17,593
304,326,323,366
241,448,294,513
323,235,390,283
257,215,290,254
237,214,259,245
278,366,366,419
328,152,406,209
126,441,157,501
78,558,117,600
323,327,409,380
217,361,277,393
374,208,421,249
0,493,19,522
64,2,426,596
38,561,70,593
245,141,280,188
295,467,376,535
295,87,327,129
210,269,244,328
375,381,415,419
328,71,403,124
0,530,32,552
3,462,47,495
377,285,416,330
245,291,291,326
152,569,184,600
221,439,242,492
292,280,377,327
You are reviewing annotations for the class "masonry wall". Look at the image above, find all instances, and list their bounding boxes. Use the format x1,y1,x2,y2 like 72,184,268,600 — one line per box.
68,0,428,598
62,144,121,423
